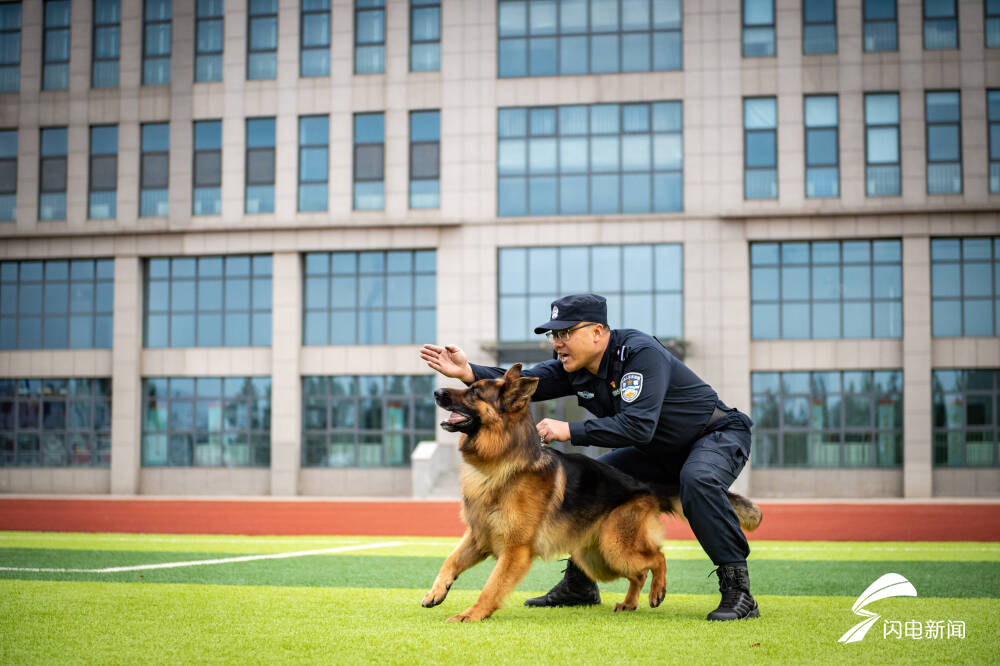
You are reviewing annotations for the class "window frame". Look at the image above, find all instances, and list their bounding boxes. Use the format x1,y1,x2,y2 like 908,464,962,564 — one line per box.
354,0,386,74
0,128,16,221
410,0,440,72
192,119,222,216
743,96,778,200
0,1,21,93
802,0,837,55
804,94,840,198
42,0,70,91
751,370,904,469
141,376,271,468
143,255,273,348
247,0,278,80
0,378,113,468
142,0,172,85
140,122,169,218
933,369,1000,468
38,126,67,221
298,114,329,212
925,90,963,195
750,239,904,340
923,0,958,50
300,0,331,77
195,0,224,82
91,0,120,88
864,91,901,197
88,124,118,220
409,109,440,209
742,0,776,57
930,237,1000,337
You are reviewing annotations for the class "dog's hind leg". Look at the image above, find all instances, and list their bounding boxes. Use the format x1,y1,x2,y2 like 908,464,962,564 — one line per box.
614,571,646,612
422,530,487,609
449,544,533,622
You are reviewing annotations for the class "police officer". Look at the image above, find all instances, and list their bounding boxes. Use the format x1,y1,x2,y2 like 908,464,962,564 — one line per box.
420,293,759,621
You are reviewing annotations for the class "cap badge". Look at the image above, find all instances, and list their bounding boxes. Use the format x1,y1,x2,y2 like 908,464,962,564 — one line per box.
551,306,559,319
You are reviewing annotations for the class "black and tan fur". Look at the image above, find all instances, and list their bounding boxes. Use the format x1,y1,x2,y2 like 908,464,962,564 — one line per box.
421,364,762,622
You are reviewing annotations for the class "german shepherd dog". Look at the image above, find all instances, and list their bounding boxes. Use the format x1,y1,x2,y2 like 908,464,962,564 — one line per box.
422,364,762,622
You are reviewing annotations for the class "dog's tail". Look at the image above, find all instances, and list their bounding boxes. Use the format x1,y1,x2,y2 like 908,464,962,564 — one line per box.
652,485,763,532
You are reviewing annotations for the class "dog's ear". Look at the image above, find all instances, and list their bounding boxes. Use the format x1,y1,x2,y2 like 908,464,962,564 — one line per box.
501,374,538,413
503,363,523,381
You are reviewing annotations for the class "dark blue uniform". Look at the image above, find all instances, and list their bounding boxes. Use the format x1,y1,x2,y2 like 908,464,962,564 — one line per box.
470,328,754,567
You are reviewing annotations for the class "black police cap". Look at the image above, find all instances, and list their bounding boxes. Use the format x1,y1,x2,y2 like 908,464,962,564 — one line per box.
533,293,608,334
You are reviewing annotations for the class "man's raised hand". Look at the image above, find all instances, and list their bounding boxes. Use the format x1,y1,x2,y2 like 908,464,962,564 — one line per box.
420,344,475,383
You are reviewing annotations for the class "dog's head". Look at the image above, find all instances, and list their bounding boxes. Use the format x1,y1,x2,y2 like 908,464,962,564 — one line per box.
434,364,539,438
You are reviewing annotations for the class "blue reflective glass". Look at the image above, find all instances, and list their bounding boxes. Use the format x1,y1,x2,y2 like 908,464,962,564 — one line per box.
142,123,169,151
194,121,221,149
528,37,556,75
410,111,439,141
354,114,384,143
590,34,618,73
559,35,587,74
247,118,275,147
498,38,527,76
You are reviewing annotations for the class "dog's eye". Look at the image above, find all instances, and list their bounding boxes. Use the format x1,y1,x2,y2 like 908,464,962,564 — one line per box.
468,387,477,398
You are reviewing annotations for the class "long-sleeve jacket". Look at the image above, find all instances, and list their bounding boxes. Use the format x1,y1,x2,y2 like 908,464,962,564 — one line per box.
469,328,728,452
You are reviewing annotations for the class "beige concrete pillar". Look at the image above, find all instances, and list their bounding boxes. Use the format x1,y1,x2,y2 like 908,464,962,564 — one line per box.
110,256,143,494
270,251,302,495
902,235,933,497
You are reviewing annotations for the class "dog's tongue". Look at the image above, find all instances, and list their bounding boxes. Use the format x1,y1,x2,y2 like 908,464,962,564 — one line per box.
446,412,467,423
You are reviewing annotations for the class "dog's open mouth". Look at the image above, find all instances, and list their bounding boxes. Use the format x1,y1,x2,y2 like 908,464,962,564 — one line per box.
440,409,475,432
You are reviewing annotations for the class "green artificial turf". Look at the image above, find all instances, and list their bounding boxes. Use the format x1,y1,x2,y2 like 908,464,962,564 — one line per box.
1,533,998,665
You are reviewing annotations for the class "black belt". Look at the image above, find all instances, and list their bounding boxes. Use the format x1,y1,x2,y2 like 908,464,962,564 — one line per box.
701,406,728,434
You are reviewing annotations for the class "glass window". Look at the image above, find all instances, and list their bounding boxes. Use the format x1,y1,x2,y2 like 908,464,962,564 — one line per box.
193,119,221,215
302,375,435,468
245,117,275,213
751,370,903,468
863,0,897,51
803,0,836,54
0,2,20,93
934,369,999,467
195,0,223,82
497,243,682,342
354,112,384,210
0,377,112,467
143,0,171,85
91,0,120,88
989,0,1000,47
142,376,270,467
140,123,169,217
301,0,330,77
926,91,962,195
410,110,440,209
804,95,838,198
924,0,957,49
498,101,681,216
248,0,277,79
0,129,15,221
931,237,1000,337
39,126,67,221
865,92,900,196
498,0,681,77
356,0,385,74
744,97,777,199
990,91,1000,193
743,0,775,57
0,258,114,350
751,239,902,340
42,0,70,90
89,125,117,219
411,0,440,71
303,249,436,345
299,115,329,211
144,255,272,348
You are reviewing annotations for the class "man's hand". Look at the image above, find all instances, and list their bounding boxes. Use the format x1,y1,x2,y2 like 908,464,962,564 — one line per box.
536,418,570,444
420,344,475,383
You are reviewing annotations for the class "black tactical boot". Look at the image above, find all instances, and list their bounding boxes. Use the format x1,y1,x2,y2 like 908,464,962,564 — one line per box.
707,563,760,621
524,559,601,607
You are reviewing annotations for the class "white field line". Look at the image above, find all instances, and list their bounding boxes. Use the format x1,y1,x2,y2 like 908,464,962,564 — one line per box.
0,540,406,574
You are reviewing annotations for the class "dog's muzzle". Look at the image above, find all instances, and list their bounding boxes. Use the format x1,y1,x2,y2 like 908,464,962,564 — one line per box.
434,388,476,433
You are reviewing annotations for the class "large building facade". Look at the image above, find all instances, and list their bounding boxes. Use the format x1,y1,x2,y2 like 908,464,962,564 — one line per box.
0,0,998,498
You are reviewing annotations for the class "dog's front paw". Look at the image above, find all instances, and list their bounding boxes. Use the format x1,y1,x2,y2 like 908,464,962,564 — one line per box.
447,607,491,622
613,601,637,612
421,583,450,608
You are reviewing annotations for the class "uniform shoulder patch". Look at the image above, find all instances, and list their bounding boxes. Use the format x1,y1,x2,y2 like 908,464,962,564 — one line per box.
620,372,643,403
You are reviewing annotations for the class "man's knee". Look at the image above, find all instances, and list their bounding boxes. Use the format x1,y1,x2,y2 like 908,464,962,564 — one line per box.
679,461,724,499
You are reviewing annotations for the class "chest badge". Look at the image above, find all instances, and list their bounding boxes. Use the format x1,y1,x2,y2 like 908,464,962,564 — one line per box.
620,372,643,403
576,390,594,400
